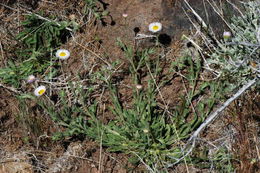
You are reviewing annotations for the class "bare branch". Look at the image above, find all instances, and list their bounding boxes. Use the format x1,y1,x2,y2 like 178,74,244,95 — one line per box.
188,77,258,142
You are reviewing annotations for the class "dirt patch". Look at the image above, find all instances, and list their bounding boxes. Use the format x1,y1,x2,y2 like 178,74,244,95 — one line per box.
0,160,33,173
0,89,22,150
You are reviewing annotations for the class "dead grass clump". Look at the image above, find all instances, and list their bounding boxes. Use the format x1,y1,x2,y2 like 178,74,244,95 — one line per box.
226,90,260,172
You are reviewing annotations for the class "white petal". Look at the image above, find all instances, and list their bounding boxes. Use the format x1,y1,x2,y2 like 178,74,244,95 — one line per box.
148,22,162,33
56,49,70,60
34,86,46,96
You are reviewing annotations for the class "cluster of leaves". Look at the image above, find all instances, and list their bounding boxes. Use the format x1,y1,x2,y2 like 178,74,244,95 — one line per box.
39,39,225,170
83,0,109,21
16,13,71,60
209,1,260,86
99,47,177,166
38,84,98,141
167,54,236,171
191,146,234,172
100,42,225,168
0,14,72,87
40,43,182,167
0,59,51,87
39,99,96,141
171,55,224,139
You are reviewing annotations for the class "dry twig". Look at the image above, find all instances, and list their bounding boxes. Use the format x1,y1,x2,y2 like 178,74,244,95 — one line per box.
168,77,258,167
0,83,21,94
188,78,258,142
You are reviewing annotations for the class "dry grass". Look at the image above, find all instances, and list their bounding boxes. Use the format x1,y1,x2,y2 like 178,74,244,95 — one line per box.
227,91,260,172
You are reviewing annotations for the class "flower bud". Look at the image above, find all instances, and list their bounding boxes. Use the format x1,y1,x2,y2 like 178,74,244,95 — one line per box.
136,84,143,90
27,75,36,83
223,31,231,39
122,13,128,18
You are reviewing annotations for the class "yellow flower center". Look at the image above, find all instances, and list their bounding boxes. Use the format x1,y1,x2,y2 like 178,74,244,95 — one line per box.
59,52,66,57
38,89,45,95
152,25,159,31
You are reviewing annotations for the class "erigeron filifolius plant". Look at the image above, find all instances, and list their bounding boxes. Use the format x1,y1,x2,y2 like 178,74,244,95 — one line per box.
209,1,260,87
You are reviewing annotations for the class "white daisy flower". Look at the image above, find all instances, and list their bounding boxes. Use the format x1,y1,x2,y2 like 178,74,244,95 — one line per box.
27,75,36,83
56,49,70,60
34,86,46,97
148,22,162,33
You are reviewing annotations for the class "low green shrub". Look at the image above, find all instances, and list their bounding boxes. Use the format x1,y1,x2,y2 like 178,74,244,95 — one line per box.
209,1,260,88
0,13,74,87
